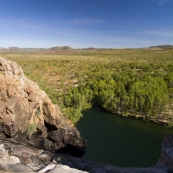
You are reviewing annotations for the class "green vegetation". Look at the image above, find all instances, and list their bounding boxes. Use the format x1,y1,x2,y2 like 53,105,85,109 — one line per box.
26,124,37,134
35,107,41,117
1,48,173,126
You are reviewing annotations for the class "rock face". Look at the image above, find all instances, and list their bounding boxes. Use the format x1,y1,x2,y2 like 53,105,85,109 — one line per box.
157,135,173,166
0,57,86,157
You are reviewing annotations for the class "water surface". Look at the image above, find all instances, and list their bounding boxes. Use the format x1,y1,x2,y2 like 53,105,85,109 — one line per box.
77,107,173,167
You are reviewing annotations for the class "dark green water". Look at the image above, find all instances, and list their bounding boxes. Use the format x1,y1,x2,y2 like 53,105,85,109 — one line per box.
77,107,173,167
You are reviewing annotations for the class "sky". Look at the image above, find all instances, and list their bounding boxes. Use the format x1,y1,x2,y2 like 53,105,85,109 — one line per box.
0,0,173,48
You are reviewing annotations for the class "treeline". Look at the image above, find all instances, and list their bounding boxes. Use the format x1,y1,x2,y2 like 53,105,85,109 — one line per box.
62,63,173,126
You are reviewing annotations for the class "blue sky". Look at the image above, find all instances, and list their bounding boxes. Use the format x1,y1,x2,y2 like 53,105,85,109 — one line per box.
0,0,173,48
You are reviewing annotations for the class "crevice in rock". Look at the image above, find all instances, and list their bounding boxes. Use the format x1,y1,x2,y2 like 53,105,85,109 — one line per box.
55,144,86,157
44,120,57,131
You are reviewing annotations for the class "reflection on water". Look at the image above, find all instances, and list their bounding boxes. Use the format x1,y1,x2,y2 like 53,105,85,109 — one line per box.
77,107,173,167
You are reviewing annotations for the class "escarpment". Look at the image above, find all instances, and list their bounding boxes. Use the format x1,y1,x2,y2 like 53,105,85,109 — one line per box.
0,56,86,157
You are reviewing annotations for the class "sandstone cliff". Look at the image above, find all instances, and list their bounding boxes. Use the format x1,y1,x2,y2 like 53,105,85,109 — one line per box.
0,56,86,157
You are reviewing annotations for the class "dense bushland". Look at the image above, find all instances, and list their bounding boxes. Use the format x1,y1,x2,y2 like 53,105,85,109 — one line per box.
1,48,173,126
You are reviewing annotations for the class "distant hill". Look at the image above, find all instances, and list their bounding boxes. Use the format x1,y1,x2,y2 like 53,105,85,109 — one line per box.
51,46,73,50
149,45,173,49
0,47,44,52
0,45,173,52
8,47,20,51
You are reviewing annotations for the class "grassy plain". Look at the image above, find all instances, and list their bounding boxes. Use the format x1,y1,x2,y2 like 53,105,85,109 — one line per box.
1,48,173,125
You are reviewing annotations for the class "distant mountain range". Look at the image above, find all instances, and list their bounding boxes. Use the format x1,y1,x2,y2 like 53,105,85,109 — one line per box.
0,46,74,52
0,47,43,52
149,45,173,49
0,45,173,52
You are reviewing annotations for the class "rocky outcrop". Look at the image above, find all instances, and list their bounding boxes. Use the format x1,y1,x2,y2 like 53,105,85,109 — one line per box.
157,135,173,166
0,57,86,157
0,135,88,172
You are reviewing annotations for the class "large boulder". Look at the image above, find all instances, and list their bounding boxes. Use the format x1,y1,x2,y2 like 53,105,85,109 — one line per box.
157,135,173,166
0,57,86,157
